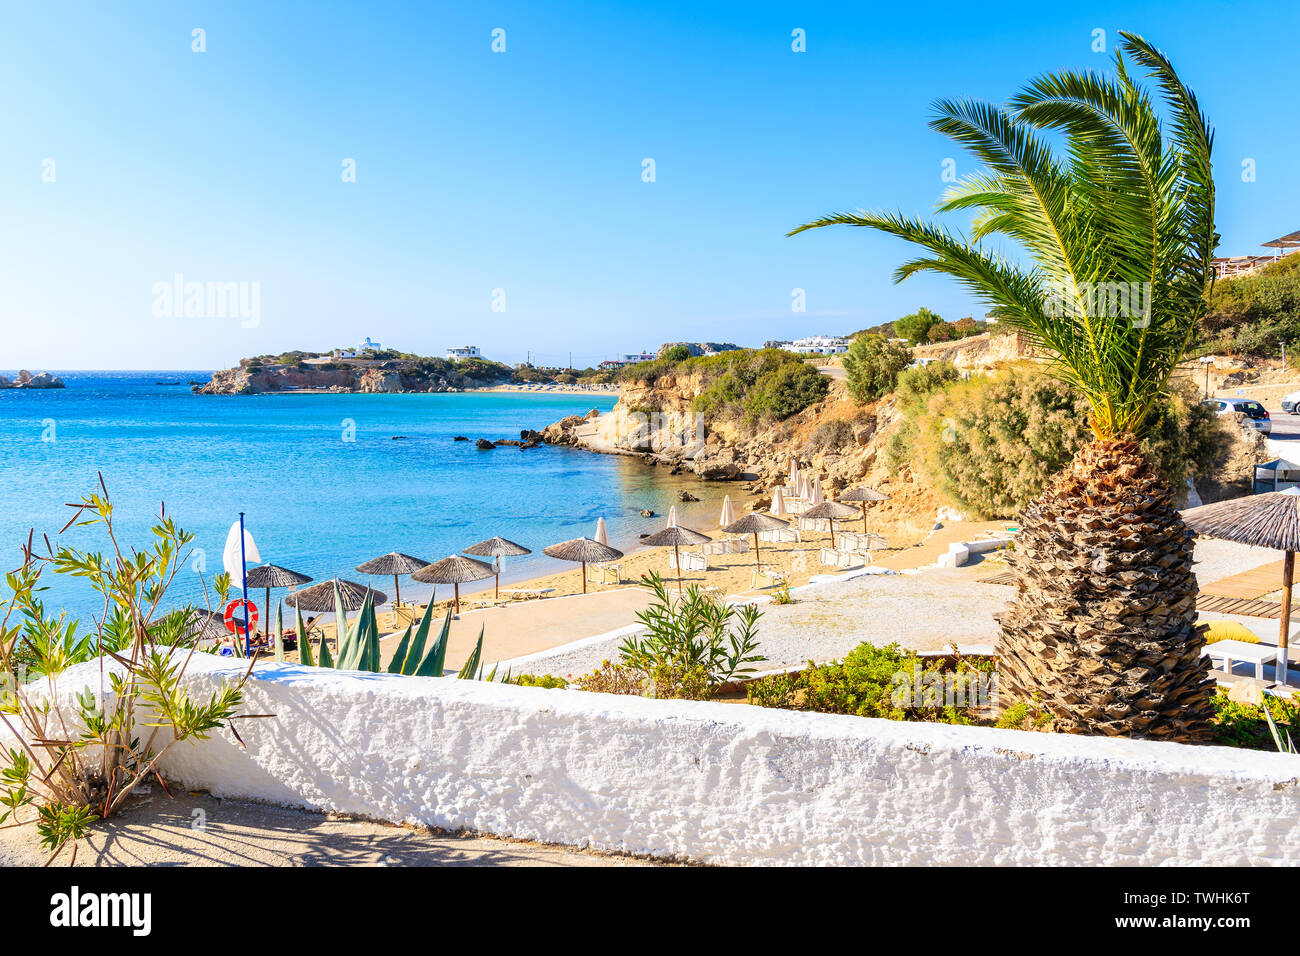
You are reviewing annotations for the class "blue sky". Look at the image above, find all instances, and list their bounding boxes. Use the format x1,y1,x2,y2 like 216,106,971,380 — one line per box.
0,0,1293,370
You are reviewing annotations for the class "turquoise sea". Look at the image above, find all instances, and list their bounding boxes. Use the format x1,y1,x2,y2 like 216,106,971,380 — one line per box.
0,372,738,620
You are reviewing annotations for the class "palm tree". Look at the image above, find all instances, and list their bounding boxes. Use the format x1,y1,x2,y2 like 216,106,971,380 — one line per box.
790,33,1217,742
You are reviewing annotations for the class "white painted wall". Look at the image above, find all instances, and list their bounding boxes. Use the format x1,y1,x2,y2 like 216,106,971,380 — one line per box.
25,654,1300,865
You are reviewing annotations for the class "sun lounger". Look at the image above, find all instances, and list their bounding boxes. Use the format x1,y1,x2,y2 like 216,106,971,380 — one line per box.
668,550,708,572
838,531,888,552
819,547,865,568
1201,639,1280,681
503,588,556,601
751,566,790,589
587,562,621,585
799,517,832,532
758,527,801,543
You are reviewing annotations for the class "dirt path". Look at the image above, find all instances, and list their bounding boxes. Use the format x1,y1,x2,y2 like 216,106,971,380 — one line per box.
0,790,664,867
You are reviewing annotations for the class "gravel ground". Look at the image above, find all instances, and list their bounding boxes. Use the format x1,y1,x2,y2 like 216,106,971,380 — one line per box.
510,567,1009,678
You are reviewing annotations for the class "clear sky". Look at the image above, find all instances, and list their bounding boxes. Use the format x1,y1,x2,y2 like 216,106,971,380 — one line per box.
0,0,1293,370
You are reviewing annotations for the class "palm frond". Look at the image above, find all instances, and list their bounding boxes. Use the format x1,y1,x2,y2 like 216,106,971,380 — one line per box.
789,33,1216,440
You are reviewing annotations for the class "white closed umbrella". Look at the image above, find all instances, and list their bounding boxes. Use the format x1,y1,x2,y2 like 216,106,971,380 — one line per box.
797,473,810,500
719,495,735,528
595,517,609,546
810,477,824,505
667,505,679,528
789,459,800,494
771,486,787,517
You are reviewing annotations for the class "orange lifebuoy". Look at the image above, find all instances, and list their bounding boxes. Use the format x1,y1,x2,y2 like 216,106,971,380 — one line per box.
223,598,259,634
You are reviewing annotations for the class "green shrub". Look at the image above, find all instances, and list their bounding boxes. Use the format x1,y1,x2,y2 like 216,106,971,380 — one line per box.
894,307,945,346
1203,254,1300,355
662,344,692,362
842,333,911,402
511,673,568,689
744,642,986,724
690,349,828,425
1210,691,1300,750
891,365,1229,518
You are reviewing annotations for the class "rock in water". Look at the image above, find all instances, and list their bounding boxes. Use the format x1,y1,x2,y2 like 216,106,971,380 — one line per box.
475,439,495,450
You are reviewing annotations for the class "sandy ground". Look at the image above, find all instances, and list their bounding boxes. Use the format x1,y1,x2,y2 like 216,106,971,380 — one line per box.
0,790,663,867
266,516,1011,670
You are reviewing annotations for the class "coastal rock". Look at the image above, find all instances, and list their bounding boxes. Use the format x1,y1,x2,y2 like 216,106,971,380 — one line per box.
693,460,741,480
677,491,699,502
475,439,495,450
640,509,655,517
453,436,469,442
0,370,65,390
495,439,524,447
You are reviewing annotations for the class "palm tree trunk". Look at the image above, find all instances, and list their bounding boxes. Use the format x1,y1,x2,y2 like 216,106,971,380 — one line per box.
995,438,1214,742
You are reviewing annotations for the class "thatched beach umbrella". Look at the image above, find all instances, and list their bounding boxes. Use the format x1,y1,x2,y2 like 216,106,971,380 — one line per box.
246,564,313,637
839,486,890,532
804,500,859,550
542,537,624,594
464,536,532,599
722,512,790,571
284,577,387,612
641,524,712,594
411,555,495,614
1184,487,1300,685
182,608,230,644
355,552,430,609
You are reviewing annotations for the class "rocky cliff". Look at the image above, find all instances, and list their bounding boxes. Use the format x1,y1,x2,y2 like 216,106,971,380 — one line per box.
195,361,507,395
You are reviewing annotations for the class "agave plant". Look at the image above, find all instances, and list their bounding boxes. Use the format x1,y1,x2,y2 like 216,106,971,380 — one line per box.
286,583,494,679
791,33,1217,741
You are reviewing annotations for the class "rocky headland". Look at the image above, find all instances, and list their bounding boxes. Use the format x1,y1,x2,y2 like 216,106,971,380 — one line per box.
0,370,65,389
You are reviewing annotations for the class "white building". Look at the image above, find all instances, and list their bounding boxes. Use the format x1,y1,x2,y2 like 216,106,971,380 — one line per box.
446,346,482,361
782,335,848,355
598,352,656,370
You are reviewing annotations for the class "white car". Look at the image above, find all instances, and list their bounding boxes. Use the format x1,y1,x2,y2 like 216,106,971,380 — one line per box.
1282,390,1300,414
1202,397,1272,434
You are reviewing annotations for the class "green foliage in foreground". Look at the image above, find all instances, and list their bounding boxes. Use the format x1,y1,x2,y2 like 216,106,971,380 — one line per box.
744,642,992,724
887,365,1230,519
1209,691,1300,751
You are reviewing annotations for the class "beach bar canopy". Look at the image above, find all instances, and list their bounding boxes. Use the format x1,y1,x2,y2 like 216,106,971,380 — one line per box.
1183,487,1300,686
412,555,495,613
802,500,859,549
463,536,532,599
245,564,313,635
839,486,890,532
722,512,790,571
1254,459,1300,495
355,552,431,608
284,578,387,613
541,537,624,594
641,524,712,594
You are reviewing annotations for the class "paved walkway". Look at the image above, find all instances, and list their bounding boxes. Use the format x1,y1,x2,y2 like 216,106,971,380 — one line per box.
0,791,661,867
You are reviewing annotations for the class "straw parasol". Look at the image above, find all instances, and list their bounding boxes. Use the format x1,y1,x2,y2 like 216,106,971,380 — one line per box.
284,578,387,612
803,500,859,549
354,552,429,609
183,608,230,644
771,485,787,517
722,512,790,571
1184,487,1300,685
463,536,532,599
541,537,624,594
411,555,495,614
719,495,735,528
839,486,890,532
245,564,313,636
641,524,712,594
595,517,609,546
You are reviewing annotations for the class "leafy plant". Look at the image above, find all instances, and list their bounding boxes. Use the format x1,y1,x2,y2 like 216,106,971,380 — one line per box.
615,573,764,699
843,333,912,403
0,479,255,863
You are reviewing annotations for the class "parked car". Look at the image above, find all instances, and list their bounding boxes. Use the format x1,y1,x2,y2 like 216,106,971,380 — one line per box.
1282,390,1300,413
1202,397,1272,434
